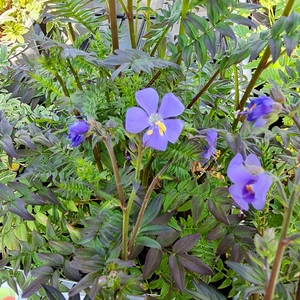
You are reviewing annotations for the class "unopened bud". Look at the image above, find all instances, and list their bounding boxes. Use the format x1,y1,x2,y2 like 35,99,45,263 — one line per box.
270,86,285,104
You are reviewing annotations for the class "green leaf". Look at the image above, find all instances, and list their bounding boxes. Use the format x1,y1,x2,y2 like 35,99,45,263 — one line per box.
268,37,282,63
9,199,35,220
182,44,193,67
271,16,286,37
284,11,300,34
207,1,220,25
226,261,262,285
191,278,227,300
48,240,75,255
249,39,267,62
142,195,163,226
186,12,209,32
135,236,162,250
202,31,217,59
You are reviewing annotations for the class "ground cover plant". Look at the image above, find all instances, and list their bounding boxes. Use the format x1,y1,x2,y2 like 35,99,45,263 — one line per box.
0,0,300,299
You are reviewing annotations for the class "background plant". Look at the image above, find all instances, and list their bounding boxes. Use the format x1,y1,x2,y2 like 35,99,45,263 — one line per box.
0,0,299,299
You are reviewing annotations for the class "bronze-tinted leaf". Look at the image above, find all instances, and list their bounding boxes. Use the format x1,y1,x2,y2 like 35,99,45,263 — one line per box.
172,233,200,254
208,199,229,225
22,275,51,298
41,284,65,300
9,199,35,220
69,273,98,297
143,248,163,279
157,229,181,248
207,224,227,241
37,253,65,267
216,234,235,256
177,254,214,275
168,255,185,292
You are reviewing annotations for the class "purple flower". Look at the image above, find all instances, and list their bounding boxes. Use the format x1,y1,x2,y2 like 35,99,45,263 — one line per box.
125,88,184,151
67,120,90,147
201,129,218,160
227,153,272,211
240,96,281,127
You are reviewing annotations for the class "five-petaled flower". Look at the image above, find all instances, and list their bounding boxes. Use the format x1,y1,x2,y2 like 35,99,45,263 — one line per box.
201,129,218,160
67,120,90,147
227,153,272,211
125,88,184,151
240,96,282,127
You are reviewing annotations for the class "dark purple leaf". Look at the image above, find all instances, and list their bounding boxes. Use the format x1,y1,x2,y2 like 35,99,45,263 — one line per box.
14,130,36,149
207,224,227,240
177,254,213,275
140,224,173,235
8,182,45,205
9,199,35,220
128,245,144,260
228,14,257,28
150,211,174,225
216,234,235,256
0,134,19,157
41,284,65,300
208,199,230,225
168,255,185,292
69,273,97,297
22,275,51,298
216,22,237,44
49,240,75,255
63,260,81,281
284,33,299,56
172,233,200,254
157,229,181,248
0,257,13,268
33,182,60,205
31,266,54,277
143,248,163,279
236,3,261,9
249,39,267,62
37,253,65,267
231,243,244,263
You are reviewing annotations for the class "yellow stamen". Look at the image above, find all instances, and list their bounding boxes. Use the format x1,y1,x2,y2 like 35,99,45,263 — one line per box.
215,150,221,160
147,129,153,135
155,121,166,136
246,184,254,193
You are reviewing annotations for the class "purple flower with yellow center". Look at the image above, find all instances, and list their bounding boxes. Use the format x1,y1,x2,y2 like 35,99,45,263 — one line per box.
125,88,184,151
227,153,272,211
240,96,281,127
67,120,90,147
201,129,218,160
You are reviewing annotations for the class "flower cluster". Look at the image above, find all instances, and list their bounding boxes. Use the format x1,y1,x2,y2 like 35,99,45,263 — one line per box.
227,153,272,211
67,120,90,147
241,95,282,127
125,88,184,151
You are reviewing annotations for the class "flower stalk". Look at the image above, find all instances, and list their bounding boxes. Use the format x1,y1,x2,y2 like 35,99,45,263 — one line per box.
102,135,126,208
108,0,119,51
128,159,172,254
127,0,136,48
264,176,300,299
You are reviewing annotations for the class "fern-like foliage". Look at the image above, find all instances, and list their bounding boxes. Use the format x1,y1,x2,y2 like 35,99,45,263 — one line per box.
45,0,105,33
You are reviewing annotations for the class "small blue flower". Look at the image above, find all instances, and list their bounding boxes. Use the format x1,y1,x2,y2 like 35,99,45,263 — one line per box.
201,129,218,160
67,120,89,147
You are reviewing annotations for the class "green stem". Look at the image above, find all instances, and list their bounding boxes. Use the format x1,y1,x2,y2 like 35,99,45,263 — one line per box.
122,188,136,260
135,137,143,180
102,135,126,208
187,69,220,109
53,72,70,97
128,159,172,253
92,141,104,173
232,0,295,131
142,153,155,186
146,0,151,32
176,0,189,65
108,0,120,51
67,22,76,43
264,181,300,300
233,64,239,111
66,58,83,91
127,0,136,48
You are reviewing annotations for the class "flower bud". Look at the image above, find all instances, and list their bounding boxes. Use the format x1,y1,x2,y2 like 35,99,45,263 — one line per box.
270,86,285,104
